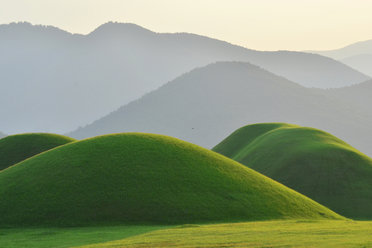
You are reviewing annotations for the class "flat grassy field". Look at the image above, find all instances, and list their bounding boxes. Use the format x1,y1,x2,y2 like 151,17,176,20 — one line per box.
0,225,164,248
78,220,372,248
2,220,371,248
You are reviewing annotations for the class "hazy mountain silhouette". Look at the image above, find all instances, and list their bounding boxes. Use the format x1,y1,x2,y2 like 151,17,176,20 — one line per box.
0,132,6,139
311,39,372,77
313,39,372,59
321,80,372,118
340,54,372,77
0,22,369,135
69,62,372,156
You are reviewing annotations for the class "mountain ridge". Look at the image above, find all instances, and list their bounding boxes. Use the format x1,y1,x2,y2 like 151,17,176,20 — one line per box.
310,39,372,77
69,61,372,156
1,22,369,135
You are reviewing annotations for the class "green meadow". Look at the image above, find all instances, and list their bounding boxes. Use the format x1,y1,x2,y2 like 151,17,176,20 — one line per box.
79,220,372,248
0,126,371,247
1,220,372,248
0,225,164,248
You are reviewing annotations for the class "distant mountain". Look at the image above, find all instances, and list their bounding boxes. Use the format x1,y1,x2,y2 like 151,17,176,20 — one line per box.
321,80,372,117
312,39,372,59
340,54,372,77
0,22,368,135
0,132,6,139
69,62,372,156
311,39,372,77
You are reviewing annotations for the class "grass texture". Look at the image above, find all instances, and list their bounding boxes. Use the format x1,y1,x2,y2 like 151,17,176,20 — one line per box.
0,225,163,248
0,133,75,170
78,220,372,248
0,133,341,227
213,123,372,219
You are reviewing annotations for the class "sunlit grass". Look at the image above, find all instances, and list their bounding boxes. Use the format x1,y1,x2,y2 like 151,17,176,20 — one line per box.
80,220,372,248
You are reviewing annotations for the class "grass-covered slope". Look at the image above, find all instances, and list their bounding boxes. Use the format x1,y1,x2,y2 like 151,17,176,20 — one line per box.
0,133,341,227
213,123,372,219
0,133,75,171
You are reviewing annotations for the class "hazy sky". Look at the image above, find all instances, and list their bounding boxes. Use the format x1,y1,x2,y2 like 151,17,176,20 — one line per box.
1,0,372,51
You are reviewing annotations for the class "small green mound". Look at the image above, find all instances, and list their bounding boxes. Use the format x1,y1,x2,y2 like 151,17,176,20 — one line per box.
0,133,341,227
213,123,372,219
0,133,75,170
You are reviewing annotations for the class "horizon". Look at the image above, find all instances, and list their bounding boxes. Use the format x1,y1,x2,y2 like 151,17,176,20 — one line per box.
2,0,372,51
1,20,371,53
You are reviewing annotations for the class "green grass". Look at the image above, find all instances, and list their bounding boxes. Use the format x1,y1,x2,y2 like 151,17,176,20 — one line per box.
0,133,75,170
0,133,342,227
77,220,372,248
213,123,372,219
0,225,164,248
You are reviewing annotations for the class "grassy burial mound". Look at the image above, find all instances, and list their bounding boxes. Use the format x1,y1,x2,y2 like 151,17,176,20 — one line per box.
0,133,342,227
0,133,75,171
213,123,372,219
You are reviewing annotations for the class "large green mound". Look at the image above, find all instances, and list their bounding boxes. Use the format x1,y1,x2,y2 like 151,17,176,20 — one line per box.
213,123,372,219
0,133,341,227
0,133,75,171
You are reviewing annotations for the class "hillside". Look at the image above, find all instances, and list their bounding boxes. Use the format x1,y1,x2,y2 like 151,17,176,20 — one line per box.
321,80,372,119
0,133,75,171
312,39,372,60
213,123,372,219
0,22,369,135
70,62,372,157
311,39,372,77
0,133,342,227
340,54,372,77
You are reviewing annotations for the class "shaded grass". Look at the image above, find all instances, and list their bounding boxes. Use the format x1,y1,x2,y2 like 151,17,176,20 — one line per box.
78,220,372,248
213,123,372,219
0,133,75,171
0,225,164,248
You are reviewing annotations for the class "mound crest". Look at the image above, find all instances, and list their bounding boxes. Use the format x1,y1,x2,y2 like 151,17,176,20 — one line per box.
214,123,372,219
0,133,75,170
0,133,341,227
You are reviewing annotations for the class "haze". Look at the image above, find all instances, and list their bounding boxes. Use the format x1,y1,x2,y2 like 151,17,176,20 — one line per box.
2,0,372,51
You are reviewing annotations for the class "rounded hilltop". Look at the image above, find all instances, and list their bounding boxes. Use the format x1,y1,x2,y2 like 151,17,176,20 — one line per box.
214,123,372,219
0,133,75,171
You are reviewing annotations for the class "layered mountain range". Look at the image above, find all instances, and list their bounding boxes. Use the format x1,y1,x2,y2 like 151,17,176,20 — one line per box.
0,22,369,134
69,62,372,156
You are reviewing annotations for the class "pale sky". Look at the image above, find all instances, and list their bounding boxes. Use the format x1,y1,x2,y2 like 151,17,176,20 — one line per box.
1,0,372,51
